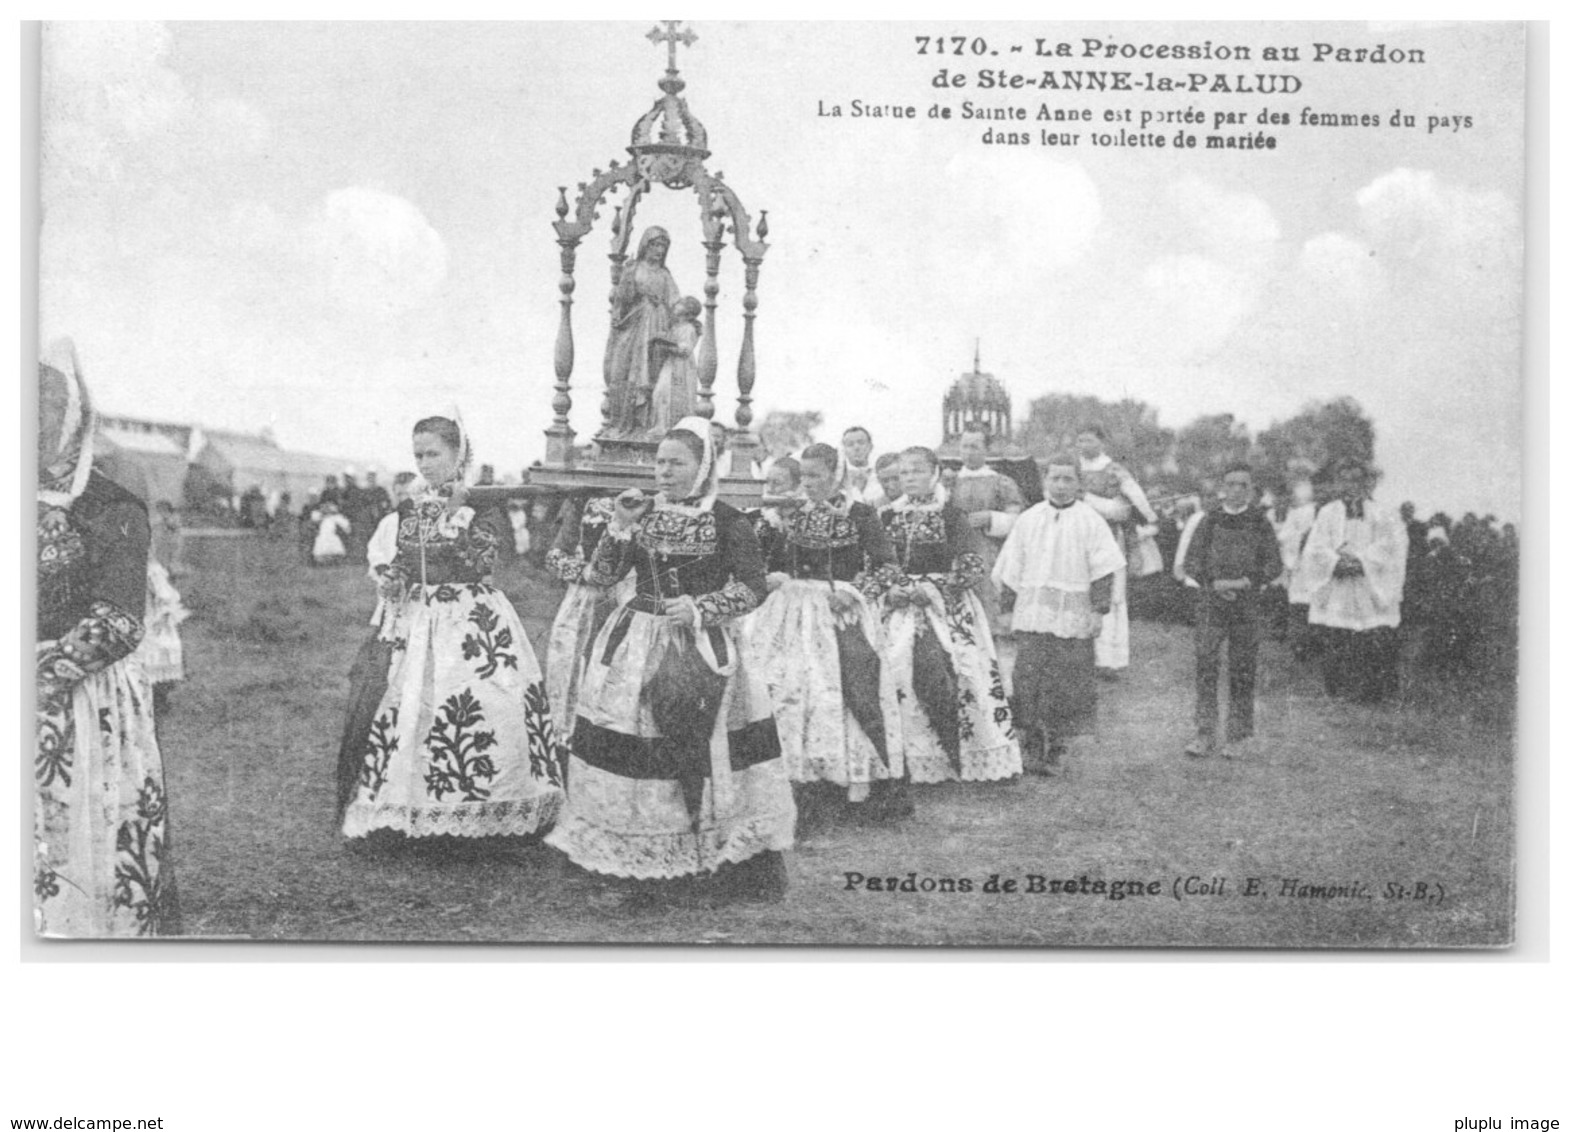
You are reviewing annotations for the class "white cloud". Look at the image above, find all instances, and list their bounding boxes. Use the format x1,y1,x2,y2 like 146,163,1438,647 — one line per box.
1166,175,1281,268
44,21,188,125
307,188,450,316
43,22,189,189
1138,255,1254,358
227,200,291,253
1090,176,1279,365
1223,167,1523,517
1299,232,1385,304
203,98,273,156
41,21,270,200
1355,167,1518,273
942,151,1102,271
217,188,450,318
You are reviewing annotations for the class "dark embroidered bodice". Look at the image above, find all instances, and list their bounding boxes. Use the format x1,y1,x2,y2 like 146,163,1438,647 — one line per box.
39,473,148,640
382,498,503,587
768,498,900,598
586,500,765,623
546,496,616,584
36,471,150,710
38,507,89,641
882,501,986,591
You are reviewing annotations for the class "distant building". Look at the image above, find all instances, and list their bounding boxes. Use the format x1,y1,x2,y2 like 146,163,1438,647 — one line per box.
93,413,378,511
97,414,196,452
936,344,1030,462
96,426,189,508
188,427,372,505
940,349,1012,449
935,346,1041,503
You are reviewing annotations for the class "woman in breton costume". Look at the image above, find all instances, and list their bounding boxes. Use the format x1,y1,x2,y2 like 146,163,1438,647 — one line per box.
753,444,908,820
35,343,179,936
733,456,801,676
750,455,803,564
546,417,794,898
881,447,1022,784
543,493,634,752
340,415,563,841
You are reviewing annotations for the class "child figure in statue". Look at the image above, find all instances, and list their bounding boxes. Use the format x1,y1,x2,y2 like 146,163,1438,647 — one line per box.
651,295,703,433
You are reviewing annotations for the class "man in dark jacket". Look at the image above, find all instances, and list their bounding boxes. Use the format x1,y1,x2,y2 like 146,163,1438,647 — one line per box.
1181,463,1284,758
346,471,392,562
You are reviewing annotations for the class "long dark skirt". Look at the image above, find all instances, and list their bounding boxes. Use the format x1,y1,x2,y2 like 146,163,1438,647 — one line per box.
1013,632,1098,740
1321,626,1400,703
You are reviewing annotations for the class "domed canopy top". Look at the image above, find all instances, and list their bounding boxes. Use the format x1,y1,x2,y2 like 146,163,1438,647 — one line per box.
944,370,1011,413
939,343,1016,452
627,21,711,189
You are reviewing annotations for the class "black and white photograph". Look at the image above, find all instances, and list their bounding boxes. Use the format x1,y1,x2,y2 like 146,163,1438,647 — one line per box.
31,20,1526,953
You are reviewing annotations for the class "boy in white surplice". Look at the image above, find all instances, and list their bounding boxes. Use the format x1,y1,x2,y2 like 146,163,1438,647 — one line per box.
1297,459,1408,703
994,453,1125,776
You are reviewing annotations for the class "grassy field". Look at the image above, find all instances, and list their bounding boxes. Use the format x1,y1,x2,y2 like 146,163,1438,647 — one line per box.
162,533,1515,947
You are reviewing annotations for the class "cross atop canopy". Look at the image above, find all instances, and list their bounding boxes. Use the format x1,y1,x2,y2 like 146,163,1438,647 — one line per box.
647,20,697,74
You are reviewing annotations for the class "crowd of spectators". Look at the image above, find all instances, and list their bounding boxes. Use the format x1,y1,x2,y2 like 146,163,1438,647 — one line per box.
1130,499,1517,689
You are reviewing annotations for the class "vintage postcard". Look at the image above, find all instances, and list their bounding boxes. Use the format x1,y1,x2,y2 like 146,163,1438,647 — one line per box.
34,20,1522,946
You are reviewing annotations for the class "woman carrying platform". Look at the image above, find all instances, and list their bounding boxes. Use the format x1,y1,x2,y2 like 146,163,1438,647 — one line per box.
881,446,1022,784
546,417,794,901
753,444,908,822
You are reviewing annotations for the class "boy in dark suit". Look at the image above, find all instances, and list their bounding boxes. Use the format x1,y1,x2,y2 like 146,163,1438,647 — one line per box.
1181,463,1284,758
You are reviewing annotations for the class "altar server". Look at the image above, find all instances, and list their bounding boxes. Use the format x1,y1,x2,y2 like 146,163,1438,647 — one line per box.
1297,459,1408,704
994,452,1125,776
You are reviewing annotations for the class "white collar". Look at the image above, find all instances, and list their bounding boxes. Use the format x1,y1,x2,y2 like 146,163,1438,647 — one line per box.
956,464,996,479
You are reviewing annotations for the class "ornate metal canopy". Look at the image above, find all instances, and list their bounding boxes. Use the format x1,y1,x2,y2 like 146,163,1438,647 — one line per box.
542,21,770,483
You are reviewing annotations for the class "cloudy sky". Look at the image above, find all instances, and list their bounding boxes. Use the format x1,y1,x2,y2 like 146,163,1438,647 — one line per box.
39,21,1523,517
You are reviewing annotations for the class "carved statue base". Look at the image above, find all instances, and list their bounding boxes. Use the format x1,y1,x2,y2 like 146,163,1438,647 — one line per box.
593,433,661,467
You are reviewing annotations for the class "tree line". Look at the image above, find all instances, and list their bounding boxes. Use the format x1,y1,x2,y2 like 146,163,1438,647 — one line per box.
1013,392,1378,503
759,393,1379,503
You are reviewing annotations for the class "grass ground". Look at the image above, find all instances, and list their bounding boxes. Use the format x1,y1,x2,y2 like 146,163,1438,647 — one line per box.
162,534,1514,947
